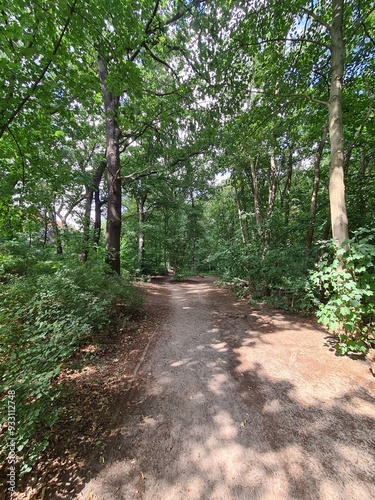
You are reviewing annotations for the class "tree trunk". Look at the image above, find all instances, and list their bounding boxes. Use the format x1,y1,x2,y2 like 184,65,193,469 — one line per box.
50,198,62,254
328,0,349,248
266,150,277,219
98,54,122,274
82,162,106,254
93,193,103,246
93,162,106,247
281,152,293,226
306,120,328,249
358,147,367,216
233,181,247,245
190,193,197,271
163,208,169,274
59,212,69,229
137,195,147,273
43,209,48,245
249,157,262,238
81,186,94,261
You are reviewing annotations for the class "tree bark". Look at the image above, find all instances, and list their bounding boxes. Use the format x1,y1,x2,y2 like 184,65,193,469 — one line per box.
98,54,122,274
249,157,262,238
266,150,277,219
306,120,328,249
81,186,94,261
233,180,247,245
93,192,104,246
137,194,147,273
43,209,48,245
93,162,106,247
82,160,106,259
328,0,349,247
50,198,62,254
281,152,293,226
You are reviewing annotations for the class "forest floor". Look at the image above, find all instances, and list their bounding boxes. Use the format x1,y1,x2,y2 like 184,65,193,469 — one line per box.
6,277,375,499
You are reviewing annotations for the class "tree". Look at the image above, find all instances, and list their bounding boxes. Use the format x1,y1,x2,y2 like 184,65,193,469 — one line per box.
0,0,78,139
98,54,122,273
94,0,207,273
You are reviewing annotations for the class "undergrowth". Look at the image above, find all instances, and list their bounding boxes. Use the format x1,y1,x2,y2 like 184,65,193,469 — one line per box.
0,239,142,475
216,229,375,356
310,229,375,355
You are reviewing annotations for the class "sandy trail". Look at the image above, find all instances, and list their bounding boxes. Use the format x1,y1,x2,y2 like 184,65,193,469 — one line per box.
79,278,375,500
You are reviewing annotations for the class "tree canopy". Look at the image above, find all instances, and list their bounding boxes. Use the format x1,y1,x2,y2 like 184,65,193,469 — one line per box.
1,0,375,474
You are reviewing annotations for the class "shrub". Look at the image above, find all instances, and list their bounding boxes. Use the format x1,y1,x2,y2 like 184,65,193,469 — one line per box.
310,228,375,355
249,244,314,310
0,252,141,474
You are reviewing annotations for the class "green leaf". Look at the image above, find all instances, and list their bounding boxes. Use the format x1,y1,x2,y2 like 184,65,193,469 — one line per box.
340,306,351,315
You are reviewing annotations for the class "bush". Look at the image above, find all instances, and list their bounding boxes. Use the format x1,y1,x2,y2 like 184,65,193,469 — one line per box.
0,250,141,474
249,244,314,310
310,228,375,355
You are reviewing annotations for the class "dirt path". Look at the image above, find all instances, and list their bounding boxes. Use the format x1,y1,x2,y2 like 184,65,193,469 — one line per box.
79,278,375,500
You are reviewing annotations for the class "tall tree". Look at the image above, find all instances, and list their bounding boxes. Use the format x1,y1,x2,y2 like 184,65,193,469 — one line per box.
94,0,207,273
98,54,122,273
328,0,348,247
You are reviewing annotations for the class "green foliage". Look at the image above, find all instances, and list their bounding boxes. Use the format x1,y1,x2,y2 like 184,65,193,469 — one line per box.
310,229,375,355
173,269,190,282
215,242,314,311
0,1,374,478
202,185,316,310
0,242,141,474
247,244,314,311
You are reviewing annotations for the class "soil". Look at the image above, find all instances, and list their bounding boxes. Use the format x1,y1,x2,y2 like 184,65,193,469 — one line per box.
4,277,375,499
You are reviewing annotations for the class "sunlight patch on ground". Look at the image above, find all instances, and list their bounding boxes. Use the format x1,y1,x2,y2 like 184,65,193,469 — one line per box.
262,398,284,414
334,443,375,472
212,411,239,440
210,341,228,352
342,395,375,418
207,327,219,333
207,372,230,396
170,358,190,367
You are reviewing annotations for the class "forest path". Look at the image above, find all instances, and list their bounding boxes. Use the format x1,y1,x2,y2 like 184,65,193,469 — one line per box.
79,277,375,500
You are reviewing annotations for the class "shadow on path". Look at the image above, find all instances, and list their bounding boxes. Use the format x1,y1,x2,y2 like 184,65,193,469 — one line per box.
77,279,375,500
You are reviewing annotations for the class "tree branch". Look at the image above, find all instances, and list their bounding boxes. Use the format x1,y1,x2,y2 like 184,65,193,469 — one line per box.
251,90,329,107
362,21,375,47
348,4,375,39
235,37,330,49
123,168,158,181
128,0,205,62
168,148,207,168
165,0,205,26
145,0,161,34
0,0,78,139
301,7,330,31
6,126,26,188
145,44,180,80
